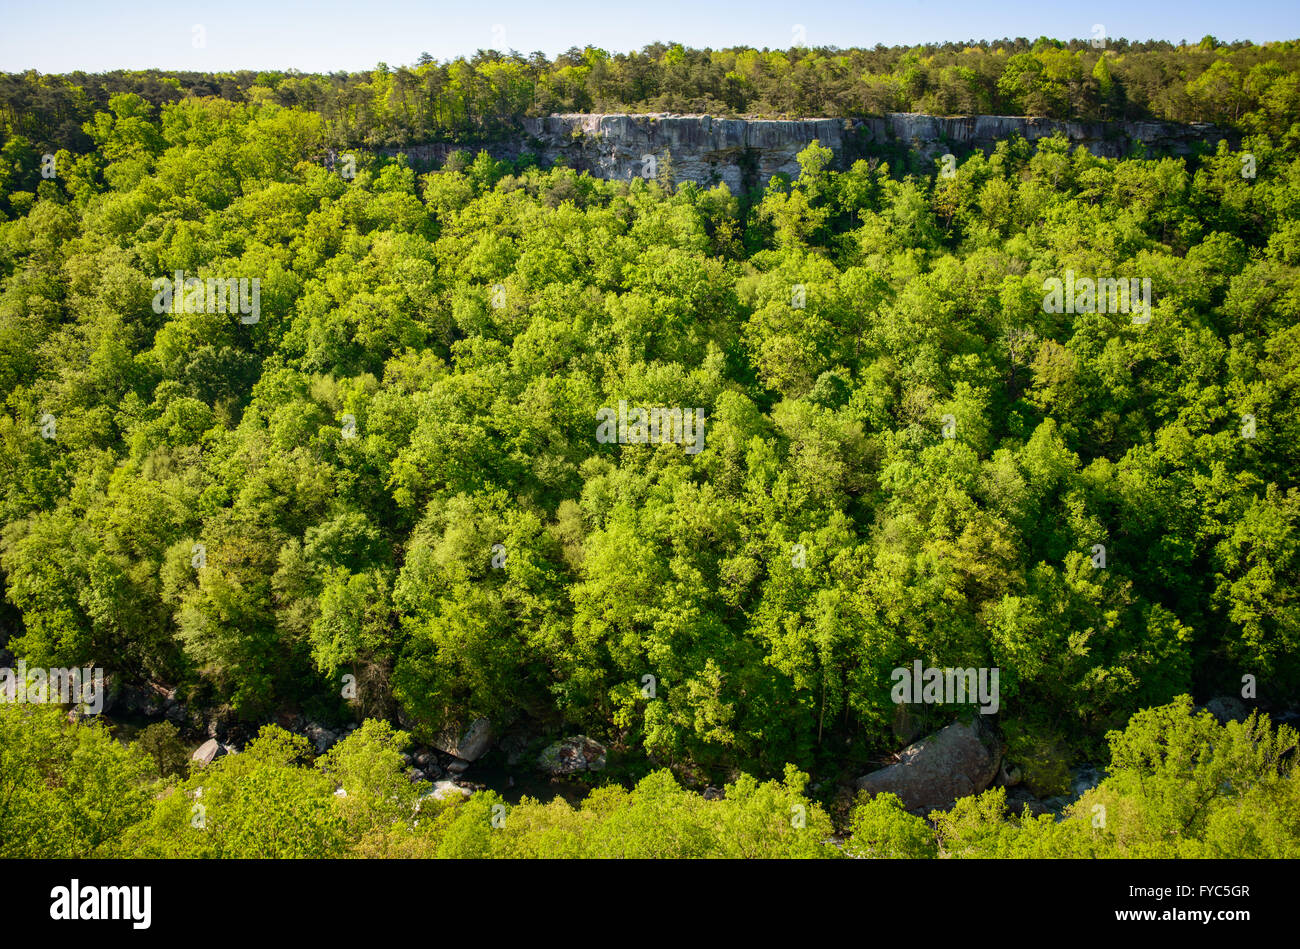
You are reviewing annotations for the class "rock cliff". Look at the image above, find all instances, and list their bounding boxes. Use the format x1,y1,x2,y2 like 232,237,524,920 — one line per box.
392,113,1237,190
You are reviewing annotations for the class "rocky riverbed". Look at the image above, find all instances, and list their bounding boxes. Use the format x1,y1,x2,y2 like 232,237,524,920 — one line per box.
91,675,1297,826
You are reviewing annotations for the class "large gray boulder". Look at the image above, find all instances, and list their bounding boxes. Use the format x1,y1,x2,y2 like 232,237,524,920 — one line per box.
854,718,1002,813
191,738,225,767
432,717,494,762
305,722,340,754
412,749,442,778
1205,695,1249,725
426,780,471,802
537,736,606,775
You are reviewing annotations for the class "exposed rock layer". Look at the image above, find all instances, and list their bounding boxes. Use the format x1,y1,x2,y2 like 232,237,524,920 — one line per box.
390,113,1236,190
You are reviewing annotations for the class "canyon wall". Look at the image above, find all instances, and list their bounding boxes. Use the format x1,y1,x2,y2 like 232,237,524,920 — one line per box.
392,113,1237,190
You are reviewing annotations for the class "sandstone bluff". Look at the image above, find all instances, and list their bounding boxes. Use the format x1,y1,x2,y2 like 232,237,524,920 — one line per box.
390,112,1236,190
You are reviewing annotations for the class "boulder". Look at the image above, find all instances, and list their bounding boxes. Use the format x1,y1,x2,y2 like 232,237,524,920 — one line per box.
427,780,471,802
191,738,225,766
537,736,607,775
854,718,1002,813
305,722,339,754
446,758,470,775
432,717,494,762
1205,695,1249,725
412,750,443,779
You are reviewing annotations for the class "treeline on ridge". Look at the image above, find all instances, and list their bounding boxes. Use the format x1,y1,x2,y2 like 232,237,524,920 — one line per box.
2,35,1299,163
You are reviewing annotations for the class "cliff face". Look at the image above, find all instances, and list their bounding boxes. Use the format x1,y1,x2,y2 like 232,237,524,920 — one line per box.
520,114,847,191
522,113,1234,189
393,113,1235,190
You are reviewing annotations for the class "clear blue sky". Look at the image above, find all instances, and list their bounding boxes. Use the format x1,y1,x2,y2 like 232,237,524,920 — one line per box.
3,0,1297,73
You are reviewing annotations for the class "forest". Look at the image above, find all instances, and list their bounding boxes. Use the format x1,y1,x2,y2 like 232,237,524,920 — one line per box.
2,36,1300,159
0,36,1298,858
